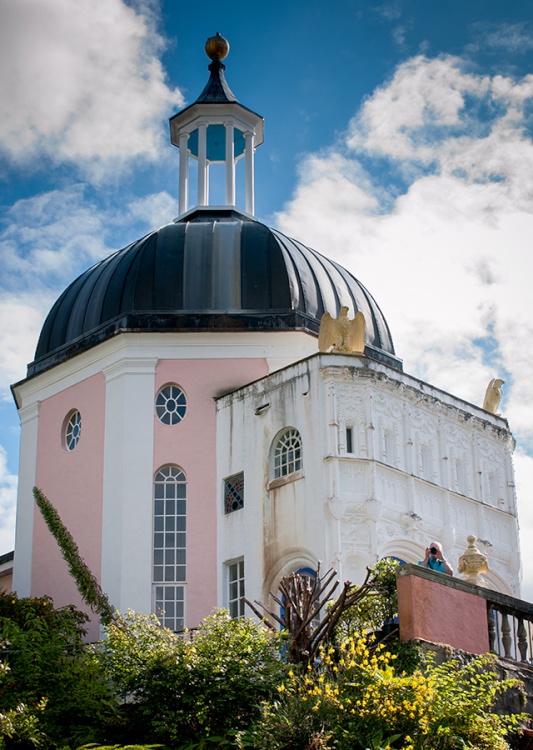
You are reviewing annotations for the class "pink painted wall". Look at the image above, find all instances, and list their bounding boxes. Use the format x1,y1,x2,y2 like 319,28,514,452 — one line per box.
0,571,12,593
397,572,490,654
154,358,268,628
33,373,106,641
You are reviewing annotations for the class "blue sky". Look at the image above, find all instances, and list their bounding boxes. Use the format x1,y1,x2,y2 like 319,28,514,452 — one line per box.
1,0,533,595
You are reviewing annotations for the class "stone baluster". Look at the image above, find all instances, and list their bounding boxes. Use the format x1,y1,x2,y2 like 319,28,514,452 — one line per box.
517,618,528,662
488,607,496,653
501,612,512,658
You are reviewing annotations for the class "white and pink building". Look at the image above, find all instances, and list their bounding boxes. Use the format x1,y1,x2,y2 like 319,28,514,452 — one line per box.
10,36,522,639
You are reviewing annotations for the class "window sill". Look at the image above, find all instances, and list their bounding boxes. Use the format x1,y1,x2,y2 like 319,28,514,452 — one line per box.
268,470,305,491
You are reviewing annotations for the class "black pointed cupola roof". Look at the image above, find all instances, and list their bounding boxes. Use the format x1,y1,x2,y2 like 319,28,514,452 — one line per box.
195,33,238,104
169,34,264,149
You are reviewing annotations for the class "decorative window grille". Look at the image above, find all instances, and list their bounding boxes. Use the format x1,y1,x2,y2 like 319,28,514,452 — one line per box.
228,559,245,618
153,465,186,631
155,384,187,425
273,428,302,479
224,472,244,514
64,411,82,451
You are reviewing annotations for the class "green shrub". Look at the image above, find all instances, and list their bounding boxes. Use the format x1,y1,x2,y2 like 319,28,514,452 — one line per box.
0,592,115,748
101,610,286,746
244,634,526,750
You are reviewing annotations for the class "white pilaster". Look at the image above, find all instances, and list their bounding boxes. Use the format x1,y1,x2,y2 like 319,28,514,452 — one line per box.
12,401,40,596
244,130,255,215
198,122,208,206
101,357,157,615
178,133,190,216
225,122,235,205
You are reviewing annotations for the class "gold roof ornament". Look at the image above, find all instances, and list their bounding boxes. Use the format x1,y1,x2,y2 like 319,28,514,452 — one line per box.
482,378,504,415
457,535,490,588
318,306,366,354
205,32,230,61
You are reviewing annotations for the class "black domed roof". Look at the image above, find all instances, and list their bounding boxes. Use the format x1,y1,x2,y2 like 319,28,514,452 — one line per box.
29,208,400,377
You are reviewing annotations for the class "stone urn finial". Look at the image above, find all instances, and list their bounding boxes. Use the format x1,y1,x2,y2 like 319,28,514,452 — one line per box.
458,535,489,588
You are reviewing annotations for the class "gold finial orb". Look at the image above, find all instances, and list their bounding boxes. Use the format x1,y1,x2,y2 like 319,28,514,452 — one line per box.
205,32,229,60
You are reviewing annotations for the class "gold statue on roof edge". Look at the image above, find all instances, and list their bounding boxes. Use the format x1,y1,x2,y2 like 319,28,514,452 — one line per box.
318,306,366,354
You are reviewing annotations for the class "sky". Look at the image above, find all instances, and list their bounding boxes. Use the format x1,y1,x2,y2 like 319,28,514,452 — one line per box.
1,0,533,595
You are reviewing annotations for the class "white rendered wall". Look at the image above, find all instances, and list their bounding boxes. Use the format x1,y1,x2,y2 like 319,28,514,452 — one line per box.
101,358,157,616
216,353,521,613
12,402,40,596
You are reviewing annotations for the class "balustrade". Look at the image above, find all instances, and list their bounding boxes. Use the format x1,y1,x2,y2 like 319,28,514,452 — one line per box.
488,602,533,664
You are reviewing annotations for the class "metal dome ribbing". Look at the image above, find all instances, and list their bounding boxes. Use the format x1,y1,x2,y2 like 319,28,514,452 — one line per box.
30,209,400,377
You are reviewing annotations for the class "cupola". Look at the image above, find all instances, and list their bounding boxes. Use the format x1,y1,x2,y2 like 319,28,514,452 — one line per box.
169,33,264,216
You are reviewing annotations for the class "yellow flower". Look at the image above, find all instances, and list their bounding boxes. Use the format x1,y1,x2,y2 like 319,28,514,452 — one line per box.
277,684,285,692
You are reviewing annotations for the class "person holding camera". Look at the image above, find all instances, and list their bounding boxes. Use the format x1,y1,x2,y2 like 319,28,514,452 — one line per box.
419,541,453,575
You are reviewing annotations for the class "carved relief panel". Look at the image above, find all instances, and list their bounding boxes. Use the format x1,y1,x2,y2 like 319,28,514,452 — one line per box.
335,383,367,458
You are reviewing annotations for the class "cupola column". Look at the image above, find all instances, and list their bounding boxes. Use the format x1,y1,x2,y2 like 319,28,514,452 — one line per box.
178,133,190,215
225,122,235,205
198,122,208,206
244,130,255,215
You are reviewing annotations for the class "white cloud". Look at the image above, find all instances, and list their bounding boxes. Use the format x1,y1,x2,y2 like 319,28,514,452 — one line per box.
276,54,533,543
0,446,17,555
126,191,177,228
0,186,111,288
347,56,490,163
0,0,184,176
0,295,49,397
470,21,533,54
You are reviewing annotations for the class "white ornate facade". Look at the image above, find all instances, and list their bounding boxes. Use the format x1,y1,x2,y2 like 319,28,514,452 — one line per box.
217,353,520,604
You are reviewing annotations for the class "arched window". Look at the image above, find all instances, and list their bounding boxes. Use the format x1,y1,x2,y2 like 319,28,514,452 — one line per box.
272,428,302,479
153,465,186,631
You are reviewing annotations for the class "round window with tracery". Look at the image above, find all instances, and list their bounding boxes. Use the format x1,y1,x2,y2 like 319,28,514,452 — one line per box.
155,385,187,425
64,410,82,451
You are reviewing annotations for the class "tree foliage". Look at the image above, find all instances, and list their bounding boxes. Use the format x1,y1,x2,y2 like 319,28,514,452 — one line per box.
0,592,115,749
100,610,286,747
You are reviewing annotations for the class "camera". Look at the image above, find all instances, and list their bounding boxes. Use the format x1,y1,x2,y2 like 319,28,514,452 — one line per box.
430,547,438,555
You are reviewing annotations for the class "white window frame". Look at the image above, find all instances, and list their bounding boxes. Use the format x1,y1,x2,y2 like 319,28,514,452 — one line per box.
153,465,187,631
272,427,302,480
227,558,245,619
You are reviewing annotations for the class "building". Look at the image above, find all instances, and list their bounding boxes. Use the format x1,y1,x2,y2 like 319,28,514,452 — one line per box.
10,35,521,639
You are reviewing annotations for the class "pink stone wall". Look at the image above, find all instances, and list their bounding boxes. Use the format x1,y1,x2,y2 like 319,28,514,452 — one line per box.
33,373,106,641
154,358,268,628
397,572,490,653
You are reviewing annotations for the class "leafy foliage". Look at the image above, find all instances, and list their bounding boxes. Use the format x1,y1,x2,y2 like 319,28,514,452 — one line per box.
334,557,400,638
101,610,286,746
243,634,526,750
33,487,116,626
0,661,46,749
0,591,115,748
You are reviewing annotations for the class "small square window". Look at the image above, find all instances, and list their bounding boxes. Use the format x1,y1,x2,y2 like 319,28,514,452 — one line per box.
224,472,244,514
